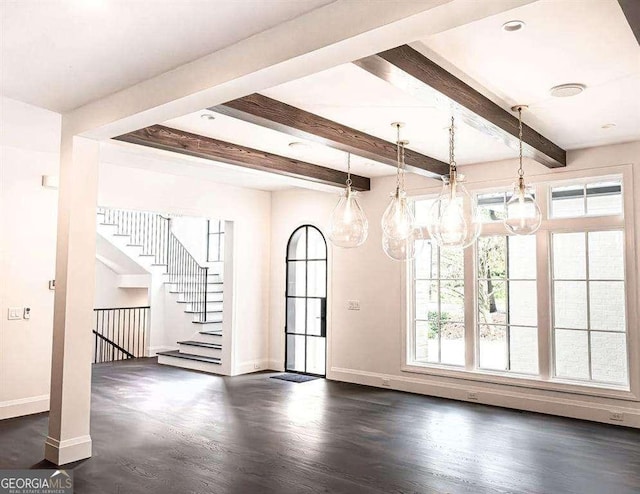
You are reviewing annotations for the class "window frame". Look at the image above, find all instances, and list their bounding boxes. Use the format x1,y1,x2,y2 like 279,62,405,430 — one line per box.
402,165,639,402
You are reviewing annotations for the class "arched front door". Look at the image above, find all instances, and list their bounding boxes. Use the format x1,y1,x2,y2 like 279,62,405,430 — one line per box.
285,225,327,376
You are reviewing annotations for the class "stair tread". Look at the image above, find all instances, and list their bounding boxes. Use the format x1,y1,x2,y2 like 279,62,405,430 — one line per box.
184,309,223,314
192,320,223,325
178,340,222,349
199,330,222,335
157,350,221,364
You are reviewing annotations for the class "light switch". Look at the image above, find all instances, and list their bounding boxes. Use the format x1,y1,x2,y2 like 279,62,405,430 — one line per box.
347,300,360,311
8,307,21,320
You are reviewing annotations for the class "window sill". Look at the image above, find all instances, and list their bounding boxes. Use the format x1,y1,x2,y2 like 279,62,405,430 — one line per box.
402,362,636,402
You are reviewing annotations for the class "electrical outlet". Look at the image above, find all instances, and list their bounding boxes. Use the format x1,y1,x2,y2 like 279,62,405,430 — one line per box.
23,307,31,320
347,300,360,311
610,411,624,422
7,307,21,320
468,392,479,401
382,378,391,387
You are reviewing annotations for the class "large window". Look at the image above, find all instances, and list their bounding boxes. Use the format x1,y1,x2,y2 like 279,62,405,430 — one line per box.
414,242,464,366
408,173,632,394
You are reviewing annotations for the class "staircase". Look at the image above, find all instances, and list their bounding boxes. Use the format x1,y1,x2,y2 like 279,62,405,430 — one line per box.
97,207,226,374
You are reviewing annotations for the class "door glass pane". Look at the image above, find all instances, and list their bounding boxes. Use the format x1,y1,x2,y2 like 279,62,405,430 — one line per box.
478,236,506,279
286,298,305,334
509,281,537,326
415,320,438,363
587,182,622,216
479,325,507,370
508,235,536,279
551,185,585,218
307,227,327,259
588,231,624,280
440,247,463,279
287,261,306,296
306,299,323,336
306,337,326,375
441,321,464,366
555,329,589,379
307,261,326,297
590,332,627,384
441,280,464,322
287,228,306,259
510,326,539,374
415,281,438,320
589,281,625,331
553,233,586,279
286,334,306,372
554,281,587,329
478,280,507,325
415,241,437,279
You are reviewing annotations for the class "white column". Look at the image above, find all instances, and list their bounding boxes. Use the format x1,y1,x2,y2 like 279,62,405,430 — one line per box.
45,134,99,465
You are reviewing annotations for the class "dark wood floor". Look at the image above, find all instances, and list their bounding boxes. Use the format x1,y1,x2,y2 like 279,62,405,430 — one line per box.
1,359,640,494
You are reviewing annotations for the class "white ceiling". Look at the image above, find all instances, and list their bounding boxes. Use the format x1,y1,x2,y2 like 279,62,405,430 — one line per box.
0,0,333,112
419,0,640,150
164,108,392,177
261,63,516,166
100,140,339,193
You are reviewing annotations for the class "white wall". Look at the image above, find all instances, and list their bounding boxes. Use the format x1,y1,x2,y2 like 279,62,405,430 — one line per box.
98,161,272,374
0,97,61,419
269,140,640,428
94,260,148,309
170,216,210,265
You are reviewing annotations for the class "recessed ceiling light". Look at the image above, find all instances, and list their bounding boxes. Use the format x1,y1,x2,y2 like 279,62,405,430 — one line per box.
550,83,586,98
200,113,216,121
502,20,525,32
288,141,311,151
601,123,616,129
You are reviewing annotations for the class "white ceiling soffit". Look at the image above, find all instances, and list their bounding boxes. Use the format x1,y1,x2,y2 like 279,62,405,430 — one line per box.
163,110,392,177
99,140,340,193
261,63,516,166
0,0,333,113
417,0,640,151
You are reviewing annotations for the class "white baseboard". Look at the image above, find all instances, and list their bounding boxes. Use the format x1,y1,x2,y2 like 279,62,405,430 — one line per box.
0,394,49,420
267,359,284,372
329,366,640,429
233,359,271,376
44,434,92,465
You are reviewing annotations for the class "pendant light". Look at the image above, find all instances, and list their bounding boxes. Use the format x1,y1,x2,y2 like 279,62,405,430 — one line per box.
382,124,422,261
427,116,481,249
328,153,369,248
381,123,415,241
504,106,542,235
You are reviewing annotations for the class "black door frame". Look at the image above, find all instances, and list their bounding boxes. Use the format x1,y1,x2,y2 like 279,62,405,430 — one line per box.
284,225,327,377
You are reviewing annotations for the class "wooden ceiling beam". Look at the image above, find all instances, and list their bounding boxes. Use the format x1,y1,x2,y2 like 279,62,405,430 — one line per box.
618,0,640,45
213,93,449,178
115,125,370,191
354,45,566,169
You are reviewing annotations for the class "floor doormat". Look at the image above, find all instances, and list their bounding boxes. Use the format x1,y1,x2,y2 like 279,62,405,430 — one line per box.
270,373,320,383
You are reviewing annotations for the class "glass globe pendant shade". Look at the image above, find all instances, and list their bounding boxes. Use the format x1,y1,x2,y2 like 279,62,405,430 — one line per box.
504,178,542,235
381,187,416,241
328,186,369,248
427,173,481,249
382,227,423,261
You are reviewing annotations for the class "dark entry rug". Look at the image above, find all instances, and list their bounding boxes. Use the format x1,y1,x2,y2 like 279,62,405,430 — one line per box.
270,373,320,383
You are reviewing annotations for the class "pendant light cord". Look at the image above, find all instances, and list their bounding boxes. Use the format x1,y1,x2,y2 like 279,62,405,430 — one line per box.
346,152,352,188
395,124,402,190
517,107,524,178
449,116,457,174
